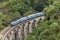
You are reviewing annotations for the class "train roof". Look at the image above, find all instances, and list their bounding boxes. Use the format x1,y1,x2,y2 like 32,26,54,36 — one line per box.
27,14,37,19
11,12,44,26
19,17,29,22
36,12,44,17
11,17,28,26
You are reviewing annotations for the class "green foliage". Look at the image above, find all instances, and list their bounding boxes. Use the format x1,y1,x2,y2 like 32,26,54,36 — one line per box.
0,0,60,40
30,0,48,12
27,21,60,40
27,0,60,40
0,12,5,30
27,35,36,40
43,0,60,17
0,2,9,8
0,0,48,30
11,11,22,20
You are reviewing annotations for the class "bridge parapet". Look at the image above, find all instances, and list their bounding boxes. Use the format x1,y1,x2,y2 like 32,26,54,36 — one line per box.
0,13,44,40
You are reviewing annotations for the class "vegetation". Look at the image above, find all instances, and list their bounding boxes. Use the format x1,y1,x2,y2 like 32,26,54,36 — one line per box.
0,0,60,40
27,0,60,40
0,0,48,30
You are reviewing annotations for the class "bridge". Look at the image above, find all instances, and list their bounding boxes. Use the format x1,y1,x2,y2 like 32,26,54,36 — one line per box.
0,12,44,40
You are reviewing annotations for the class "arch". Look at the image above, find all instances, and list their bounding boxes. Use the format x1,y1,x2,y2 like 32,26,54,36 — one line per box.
18,24,24,40
14,26,19,40
28,21,33,33
39,18,42,20
38,17,43,23
24,22,28,40
27,22,30,33
32,20,37,27
21,24,25,40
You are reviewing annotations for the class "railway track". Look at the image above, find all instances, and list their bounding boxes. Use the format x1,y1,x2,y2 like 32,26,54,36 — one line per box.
0,27,11,35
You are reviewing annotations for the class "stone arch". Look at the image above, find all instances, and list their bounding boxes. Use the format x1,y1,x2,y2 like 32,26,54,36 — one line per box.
14,26,19,40
17,24,22,40
18,24,24,40
23,22,28,40
39,17,42,20
28,20,34,33
32,20,37,27
38,17,44,23
27,22,30,33
22,24,25,40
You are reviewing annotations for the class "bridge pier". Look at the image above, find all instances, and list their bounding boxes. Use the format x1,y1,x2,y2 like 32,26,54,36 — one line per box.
24,22,28,40
20,24,24,40
9,30,15,40
4,36,8,40
32,20,38,27
18,29,22,40
34,21,38,27
17,24,23,40
14,26,19,40
28,20,33,33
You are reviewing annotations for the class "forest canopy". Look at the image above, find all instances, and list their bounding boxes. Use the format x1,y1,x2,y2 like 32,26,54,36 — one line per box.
0,0,60,40
27,0,60,40
0,0,49,29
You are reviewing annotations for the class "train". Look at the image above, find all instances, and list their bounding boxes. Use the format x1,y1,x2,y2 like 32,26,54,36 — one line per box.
10,12,44,26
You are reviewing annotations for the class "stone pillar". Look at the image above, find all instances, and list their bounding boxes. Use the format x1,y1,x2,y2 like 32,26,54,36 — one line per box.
27,22,29,34
20,24,24,40
14,26,19,40
35,20,38,27
33,20,37,27
17,24,22,40
24,22,28,40
19,24,23,40
29,21,33,33
18,28,22,40
34,17,40,27
9,30,15,40
4,36,8,40
32,22,35,27
34,20,38,27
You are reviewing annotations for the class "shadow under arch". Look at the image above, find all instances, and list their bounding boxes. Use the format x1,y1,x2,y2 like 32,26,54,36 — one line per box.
27,22,30,34
21,24,25,40
38,17,42,23
32,20,37,27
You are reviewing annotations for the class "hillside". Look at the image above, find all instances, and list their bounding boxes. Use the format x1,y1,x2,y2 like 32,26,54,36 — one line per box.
27,0,60,40
0,0,48,30
0,0,60,40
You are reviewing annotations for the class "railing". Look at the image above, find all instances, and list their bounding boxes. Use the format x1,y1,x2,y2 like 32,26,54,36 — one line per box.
0,14,44,40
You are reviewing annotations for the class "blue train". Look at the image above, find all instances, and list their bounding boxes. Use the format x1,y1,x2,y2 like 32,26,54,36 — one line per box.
10,12,44,26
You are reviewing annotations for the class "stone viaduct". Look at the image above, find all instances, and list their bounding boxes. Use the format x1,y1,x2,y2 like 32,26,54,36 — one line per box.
0,12,44,40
